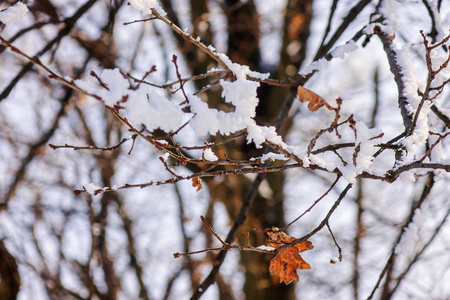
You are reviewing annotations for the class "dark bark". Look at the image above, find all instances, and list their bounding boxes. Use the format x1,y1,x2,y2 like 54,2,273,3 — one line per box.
0,240,20,300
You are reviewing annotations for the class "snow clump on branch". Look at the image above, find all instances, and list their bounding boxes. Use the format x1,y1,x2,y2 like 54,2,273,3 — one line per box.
128,0,166,16
74,68,185,133
299,41,359,76
0,2,28,25
396,209,423,260
189,52,285,148
203,148,218,162
339,121,383,184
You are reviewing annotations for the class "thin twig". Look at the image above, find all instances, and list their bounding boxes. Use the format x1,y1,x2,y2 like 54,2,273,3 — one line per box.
123,16,157,25
150,9,232,74
0,0,98,101
283,175,341,230
200,216,226,245
367,172,435,299
389,206,450,295
278,184,353,251
326,221,342,262
48,134,138,152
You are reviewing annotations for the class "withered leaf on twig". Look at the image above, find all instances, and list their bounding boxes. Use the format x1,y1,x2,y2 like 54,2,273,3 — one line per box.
266,228,314,285
297,85,328,111
192,177,203,192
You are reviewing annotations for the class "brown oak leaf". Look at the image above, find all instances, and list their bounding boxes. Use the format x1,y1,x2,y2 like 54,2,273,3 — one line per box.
266,228,314,285
192,177,203,192
297,85,328,111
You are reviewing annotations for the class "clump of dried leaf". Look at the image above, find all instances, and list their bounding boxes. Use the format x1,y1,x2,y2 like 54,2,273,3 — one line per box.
192,177,203,191
266,228,314,285
297,85,330,111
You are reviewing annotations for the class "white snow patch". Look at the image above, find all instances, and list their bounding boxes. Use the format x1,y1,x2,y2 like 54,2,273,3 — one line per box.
203,148,218,161
396,209,422,259
74,68,184,133
246,123,286,148
124,88,184,132
84,183,100,195
401,103,430,154
259,153,289,162
330,257,340,263
188,51,283,148
128,0,166,16
378,0,398,31
330,41,359,59
299,58,328,76
363,23,395,37
339,121,383,184
395,44,429,153
0,2,28,25
309,154,337,172
425,1,446,42
396,44,422,106
299,41,358,76
96,68,130,107
256,245,276,251
430,49,450,74
160,152,170,162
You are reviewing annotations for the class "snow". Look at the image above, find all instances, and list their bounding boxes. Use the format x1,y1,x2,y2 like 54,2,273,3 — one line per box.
430,49,450,74
394,44,430,154
425,1,446,42
72,76,98,94
299,41,358,76
246,123,286,148
220,77,259,118
396,209,422,259
84,183,100,195
259,153,289,162
255,245,276,251
299,58,328,76
378,0,398,31
207,45,217,52
188,98,220,135
124,88,184,132
96,68,130,107
330,41,359,59
161,152,170,162
401,103,430,154
188,51,283,148
338,121,383,184
75,68,185,133
309,154,337,172
363,23,395,37
363,0,397,37
0,2,28,25
72,37,285,150
128,0,166,16
203,148,218,161
396,44,422,106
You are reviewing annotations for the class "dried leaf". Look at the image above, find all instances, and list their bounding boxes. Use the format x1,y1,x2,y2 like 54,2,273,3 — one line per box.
192,177,203,192
297,85,327,111
266,228,314,285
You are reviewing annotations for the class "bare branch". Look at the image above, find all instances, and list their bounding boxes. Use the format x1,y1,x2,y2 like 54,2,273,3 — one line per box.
150,9,232,74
